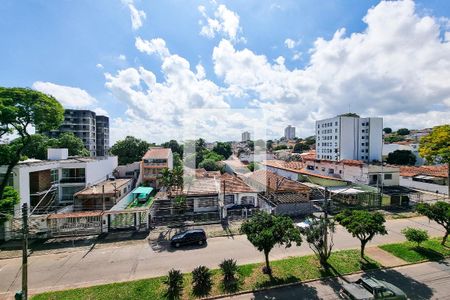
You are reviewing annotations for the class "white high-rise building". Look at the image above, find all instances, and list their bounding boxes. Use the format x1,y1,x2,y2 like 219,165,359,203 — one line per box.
284,125,296,140
315,114,383,162
242,131,251,142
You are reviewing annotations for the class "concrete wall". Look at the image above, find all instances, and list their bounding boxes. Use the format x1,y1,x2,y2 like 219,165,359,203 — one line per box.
265,166,298,181
400,178,448,195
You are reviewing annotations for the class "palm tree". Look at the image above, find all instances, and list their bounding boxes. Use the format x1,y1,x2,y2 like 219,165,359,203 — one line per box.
160,168,173,194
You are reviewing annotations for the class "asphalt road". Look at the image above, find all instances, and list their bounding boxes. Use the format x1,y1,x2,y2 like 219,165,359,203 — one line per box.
227,258,450,300
0,216,445,297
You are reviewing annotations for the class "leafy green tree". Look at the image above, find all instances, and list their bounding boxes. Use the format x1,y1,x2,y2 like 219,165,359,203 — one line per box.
417,201,450,245
0,187,20,223
304,136,316,147
164,269,184,300
241,211,302,275
49,132,90,157
160,168,174,193
203,150,224,162
110,136,151,165
273,144,288,151
173,152,182,168
198,159,220,171
247,162,257,172
266,140,273,151
335,210,387,258
386,150,417,165
162,140,183,158
213,142,232,159
383,127,392,134
10,134,49,160
419,125,450,196
402,227,429,247
293,143,309,153
191,265,212,297
247,140,254,151
384,135,405,143
0,87,64,202
304,217,335,266
397,128,410,135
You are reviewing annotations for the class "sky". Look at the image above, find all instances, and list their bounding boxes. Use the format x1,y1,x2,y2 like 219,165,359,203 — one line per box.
1,0,450,144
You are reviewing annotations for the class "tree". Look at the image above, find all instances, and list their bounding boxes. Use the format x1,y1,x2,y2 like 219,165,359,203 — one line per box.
0,87,64,202
304,217,335,266
419,125,450,196
293,143,309,153
164,269,184,300
110,136,151,165
417,201,450,245
266,140,273,151
219,259,238,292
198,159,220,171
240,211,302,275
247,162,256,172
203,151,224,162
273,144,288,151
386,150,417,165
304,136,316,147
247,140,254,151
191,265,212,297
162,140,183,158
10,134,49,160
402,227,429,247
213,142,232,159
383,127,392,134
384,135,405,143
160,168,174,193
49,132,90,157
0,187,19,223
397,128,410,135
335,210,387,258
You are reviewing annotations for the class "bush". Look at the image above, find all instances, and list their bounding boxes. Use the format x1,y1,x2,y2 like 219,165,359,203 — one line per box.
164,269,184,299
402,227,429,247
191,265,212,296
219,259,238,292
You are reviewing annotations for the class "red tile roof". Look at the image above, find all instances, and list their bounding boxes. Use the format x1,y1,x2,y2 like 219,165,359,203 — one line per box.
245,170,311,193
221,173,256,193
400,165,448,178
143,147,171,159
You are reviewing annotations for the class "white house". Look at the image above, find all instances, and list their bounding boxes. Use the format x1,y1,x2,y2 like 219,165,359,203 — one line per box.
0,149,118,216
316,114,383,163
383,143,424,166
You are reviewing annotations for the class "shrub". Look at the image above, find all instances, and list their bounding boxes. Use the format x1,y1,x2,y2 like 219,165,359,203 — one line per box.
219,259,238,292
164,269,183,299
191,265,212,297
402,227,429,247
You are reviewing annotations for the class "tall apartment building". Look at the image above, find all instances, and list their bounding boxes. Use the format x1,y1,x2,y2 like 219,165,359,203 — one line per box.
141,147,173,188
284,125,296,140
42,109,109,157
242,131,251,142
315,114,383,162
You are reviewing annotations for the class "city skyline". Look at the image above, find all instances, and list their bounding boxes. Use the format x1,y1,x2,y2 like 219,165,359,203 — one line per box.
1,0,450,144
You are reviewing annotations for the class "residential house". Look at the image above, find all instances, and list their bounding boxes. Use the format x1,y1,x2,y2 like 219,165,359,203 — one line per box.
400,165,449,194
141,147,173,188
74,178,133,211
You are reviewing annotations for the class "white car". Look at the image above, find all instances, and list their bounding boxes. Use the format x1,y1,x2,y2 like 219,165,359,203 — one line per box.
295,218,314,231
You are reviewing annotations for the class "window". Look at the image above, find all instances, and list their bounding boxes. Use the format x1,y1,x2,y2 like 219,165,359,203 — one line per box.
241,196,255,205
224,194,234,205
197,197,218,208
384,174,393,180
328,169,334,174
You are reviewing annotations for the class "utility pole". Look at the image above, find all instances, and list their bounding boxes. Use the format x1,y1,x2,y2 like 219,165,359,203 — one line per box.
323,187,328,259
21,203,28,300
102,184,105,212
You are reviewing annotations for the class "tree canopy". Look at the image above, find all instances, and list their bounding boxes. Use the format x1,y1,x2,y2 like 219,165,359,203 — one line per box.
416,201,450,245
397,128,410,135
304,217,335,266
213,142,232,159
198,158,221,171
0,87,64,204
293,143,309,153
383,127,392,134
49,132,90,157
241,211,301,274
386,150,417,165
162,140,183,158
419,125,450,195
0,187,19,223
110,136,151,165
335,210,387,257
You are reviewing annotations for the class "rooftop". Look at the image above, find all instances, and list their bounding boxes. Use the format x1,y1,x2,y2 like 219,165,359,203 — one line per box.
221,173,256,193
244,169,311,193
143,147,172,159
74,178,131,197
400,165,448,178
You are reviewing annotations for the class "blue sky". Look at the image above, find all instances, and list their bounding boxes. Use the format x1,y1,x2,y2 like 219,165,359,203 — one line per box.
1,0,450,143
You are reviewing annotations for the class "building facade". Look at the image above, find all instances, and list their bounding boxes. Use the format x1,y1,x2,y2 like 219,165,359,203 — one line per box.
284,125,296,140
42,109,110,157
316,114,382,162
242,131,251,142
141,148,173,188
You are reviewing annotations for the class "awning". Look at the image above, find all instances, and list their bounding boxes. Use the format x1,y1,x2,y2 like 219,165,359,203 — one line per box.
132,186,154,196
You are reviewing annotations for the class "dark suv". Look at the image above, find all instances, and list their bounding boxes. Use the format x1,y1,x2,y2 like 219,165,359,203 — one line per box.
170,229,207,248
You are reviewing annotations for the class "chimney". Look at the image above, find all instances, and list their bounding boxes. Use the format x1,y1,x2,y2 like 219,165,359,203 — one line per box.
47,148,69,160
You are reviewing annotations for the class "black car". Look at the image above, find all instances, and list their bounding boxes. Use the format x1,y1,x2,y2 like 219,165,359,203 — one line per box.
170,229,207,248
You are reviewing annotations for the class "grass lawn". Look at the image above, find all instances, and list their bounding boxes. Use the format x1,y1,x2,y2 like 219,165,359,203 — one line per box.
32,249,379,300
380,238,450,263
126,197,153,209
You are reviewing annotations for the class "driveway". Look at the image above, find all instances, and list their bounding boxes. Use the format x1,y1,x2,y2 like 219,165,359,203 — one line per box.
0,216,445,297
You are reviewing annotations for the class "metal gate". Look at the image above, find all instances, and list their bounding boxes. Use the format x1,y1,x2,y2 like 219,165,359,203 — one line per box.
47,211,103,237
106,210,149,231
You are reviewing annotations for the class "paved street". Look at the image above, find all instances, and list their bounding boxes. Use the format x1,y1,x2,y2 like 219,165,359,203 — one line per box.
0,217,445,297
227,258,450,300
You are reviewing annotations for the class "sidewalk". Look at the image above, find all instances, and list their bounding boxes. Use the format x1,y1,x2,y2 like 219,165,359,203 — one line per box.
365,247,407,267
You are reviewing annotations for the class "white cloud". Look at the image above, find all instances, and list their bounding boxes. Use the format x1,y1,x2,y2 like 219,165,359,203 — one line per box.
127,2,146,30
118,54,127,61
199,4,243,42
109,0,450,142
32,81,97,108
284,38,297,49
135,37,170,58
93,107,109,116
96,63,104,69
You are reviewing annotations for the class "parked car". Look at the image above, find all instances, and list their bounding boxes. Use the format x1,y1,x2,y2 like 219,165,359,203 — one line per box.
170,229,207,248
340,276,407,299
295,218,314,232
